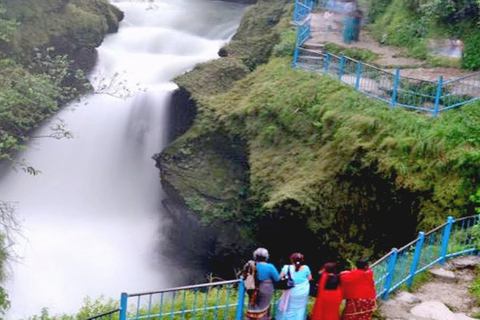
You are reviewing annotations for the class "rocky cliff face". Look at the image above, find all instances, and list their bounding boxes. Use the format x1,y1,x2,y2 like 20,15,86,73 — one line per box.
154,0,291,277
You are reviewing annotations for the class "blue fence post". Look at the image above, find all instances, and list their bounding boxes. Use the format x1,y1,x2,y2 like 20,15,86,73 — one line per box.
293,0,299,23
338,54,345,81
293,46,299,68
293,28,301,68
391,68,400,110
440,216,454,265
119,293,128,320
325,52,330,74
433,75,443,117
382,248,398,300
407,232,425,288
355,61,362,90
235,278,246,320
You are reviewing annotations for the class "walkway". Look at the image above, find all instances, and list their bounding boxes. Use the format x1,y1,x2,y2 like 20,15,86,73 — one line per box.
379,256,480,319
306,9,470,82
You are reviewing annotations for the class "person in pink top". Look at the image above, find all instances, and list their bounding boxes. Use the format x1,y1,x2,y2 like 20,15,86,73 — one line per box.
340,258,376,320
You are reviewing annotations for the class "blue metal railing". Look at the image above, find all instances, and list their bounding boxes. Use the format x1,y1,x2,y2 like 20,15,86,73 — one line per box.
85,214,480,320
292,0,480,116
118,280,243,320
293,0,314,24
371,215,480,299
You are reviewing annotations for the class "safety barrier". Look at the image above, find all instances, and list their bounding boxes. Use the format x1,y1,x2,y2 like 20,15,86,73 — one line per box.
371,215,480,299
292,0,480,116
84,214,479,320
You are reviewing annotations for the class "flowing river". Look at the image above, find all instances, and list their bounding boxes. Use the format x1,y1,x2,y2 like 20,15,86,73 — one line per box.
0,1,245,318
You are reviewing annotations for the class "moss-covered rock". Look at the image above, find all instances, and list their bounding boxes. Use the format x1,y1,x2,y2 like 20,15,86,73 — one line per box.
1,0,123,70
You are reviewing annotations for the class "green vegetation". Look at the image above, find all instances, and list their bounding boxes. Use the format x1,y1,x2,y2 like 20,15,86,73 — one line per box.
157,0,480,277
25,286,241,320
324,43,379,63
369,0,480,69
470,265,480,314
169,49,480,258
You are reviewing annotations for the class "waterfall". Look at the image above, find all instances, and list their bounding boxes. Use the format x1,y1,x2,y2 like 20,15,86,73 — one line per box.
0,0,245,318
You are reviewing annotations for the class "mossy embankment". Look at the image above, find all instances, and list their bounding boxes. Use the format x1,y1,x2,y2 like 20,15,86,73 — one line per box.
157,0,480,276
1,0,123,69
0,0,122,164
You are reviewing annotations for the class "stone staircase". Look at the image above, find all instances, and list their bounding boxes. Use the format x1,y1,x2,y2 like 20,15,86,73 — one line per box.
379,256,480,320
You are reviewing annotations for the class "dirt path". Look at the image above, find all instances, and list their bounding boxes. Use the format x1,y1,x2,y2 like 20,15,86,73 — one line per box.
306,9,470,82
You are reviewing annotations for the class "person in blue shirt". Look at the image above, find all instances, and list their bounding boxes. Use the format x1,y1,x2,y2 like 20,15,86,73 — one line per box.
276,252,312,320
244,247,280,320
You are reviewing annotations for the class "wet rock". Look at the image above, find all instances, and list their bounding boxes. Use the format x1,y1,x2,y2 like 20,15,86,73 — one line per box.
428,267,457,282
394,291,421,304
450,256,480,270
410,301,455,320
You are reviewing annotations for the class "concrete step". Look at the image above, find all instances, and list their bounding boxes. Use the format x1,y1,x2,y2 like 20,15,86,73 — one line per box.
302,42,326,51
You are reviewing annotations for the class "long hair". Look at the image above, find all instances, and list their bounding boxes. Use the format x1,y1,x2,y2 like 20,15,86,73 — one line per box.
323,262,340,290
290,252,304,271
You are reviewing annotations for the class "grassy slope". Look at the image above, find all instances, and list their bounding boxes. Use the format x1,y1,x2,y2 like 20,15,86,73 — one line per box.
161,0,480,263
212,56,480,251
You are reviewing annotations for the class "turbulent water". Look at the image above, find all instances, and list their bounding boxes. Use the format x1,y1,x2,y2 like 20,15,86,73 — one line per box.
0,1,245,318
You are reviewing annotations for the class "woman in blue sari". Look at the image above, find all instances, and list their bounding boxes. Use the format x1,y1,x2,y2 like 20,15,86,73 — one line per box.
276,252,312,320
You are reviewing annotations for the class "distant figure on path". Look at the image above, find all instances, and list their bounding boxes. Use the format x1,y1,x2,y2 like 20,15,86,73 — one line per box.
244,247,280,320
276,252,312,320
342,11,356,43
311,262,343,320
324,10,333,32
353,9,363,41
340,258,376,320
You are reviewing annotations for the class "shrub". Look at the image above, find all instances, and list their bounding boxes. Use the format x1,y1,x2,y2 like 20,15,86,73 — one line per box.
461,32,480,70
273,27,297,58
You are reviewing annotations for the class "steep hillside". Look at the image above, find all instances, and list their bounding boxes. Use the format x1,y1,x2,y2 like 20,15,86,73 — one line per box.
0,0,122,164
155,0,480,276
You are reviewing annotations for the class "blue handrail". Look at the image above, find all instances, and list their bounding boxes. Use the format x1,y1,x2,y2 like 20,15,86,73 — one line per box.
84,214,480,320
292,0,480,116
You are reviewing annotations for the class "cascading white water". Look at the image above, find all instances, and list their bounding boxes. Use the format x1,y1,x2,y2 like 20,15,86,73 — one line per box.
0,1,245,318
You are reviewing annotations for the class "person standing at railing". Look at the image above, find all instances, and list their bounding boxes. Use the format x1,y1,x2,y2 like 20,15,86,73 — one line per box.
339,258,376,320
244,247,280,320
275,252,312,320
310,262,343,320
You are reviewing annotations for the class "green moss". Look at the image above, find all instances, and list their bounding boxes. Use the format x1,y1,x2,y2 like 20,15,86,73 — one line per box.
324,43,379,63
177,55,480,256
2,0,121,61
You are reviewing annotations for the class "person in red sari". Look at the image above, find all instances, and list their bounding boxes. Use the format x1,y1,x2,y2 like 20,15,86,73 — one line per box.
340,258,376,320
311,262,343,320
